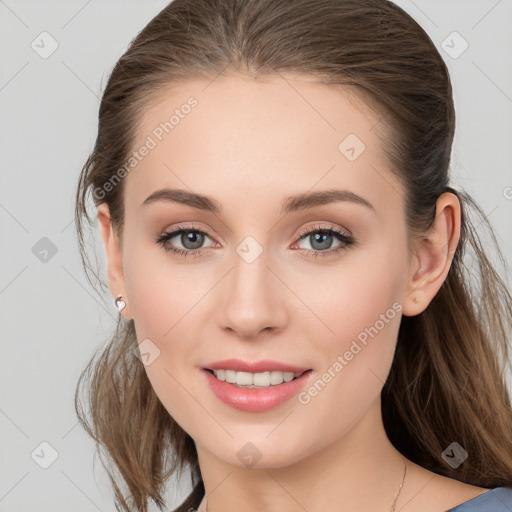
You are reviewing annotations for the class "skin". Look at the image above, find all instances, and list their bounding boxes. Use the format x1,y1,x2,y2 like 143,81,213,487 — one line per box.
97,73,488,511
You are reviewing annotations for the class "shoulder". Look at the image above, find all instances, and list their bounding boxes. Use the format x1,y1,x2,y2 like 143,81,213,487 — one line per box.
398,460,509,511
446,487,512,511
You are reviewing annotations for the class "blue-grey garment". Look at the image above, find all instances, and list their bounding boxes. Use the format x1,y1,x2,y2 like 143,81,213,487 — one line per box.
446,487,512,511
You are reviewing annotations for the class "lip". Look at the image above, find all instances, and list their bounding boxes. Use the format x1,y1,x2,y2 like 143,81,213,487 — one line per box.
202,367,314,412
203,358,310,373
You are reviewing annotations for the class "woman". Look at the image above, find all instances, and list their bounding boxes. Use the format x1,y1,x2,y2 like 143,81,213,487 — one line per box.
74,0,512,511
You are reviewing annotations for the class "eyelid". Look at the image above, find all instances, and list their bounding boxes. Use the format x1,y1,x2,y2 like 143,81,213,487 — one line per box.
157,222,217,241
295,222,352,240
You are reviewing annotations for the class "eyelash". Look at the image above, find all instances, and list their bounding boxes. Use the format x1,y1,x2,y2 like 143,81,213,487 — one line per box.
154,223,355,259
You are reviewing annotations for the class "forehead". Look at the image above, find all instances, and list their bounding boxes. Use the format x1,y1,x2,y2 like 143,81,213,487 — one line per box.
124,73,403,217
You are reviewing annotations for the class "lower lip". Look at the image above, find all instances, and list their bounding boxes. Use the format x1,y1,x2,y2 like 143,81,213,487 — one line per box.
202,368,313,412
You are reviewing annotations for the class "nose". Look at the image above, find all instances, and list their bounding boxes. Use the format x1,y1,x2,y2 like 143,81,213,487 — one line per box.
218,249,288,339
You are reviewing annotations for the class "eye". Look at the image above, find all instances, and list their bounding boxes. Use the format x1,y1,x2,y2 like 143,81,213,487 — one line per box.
154,224,216,258
291,223,355,258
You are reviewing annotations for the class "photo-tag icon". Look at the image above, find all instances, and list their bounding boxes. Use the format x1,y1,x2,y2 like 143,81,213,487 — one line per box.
441,31,469,59
134,338,161,366
236,442,262,468
31,31,59,59
31,441,59,469
236,236,263,264
338,133,366,162
442,441,468,469
32,237,58,263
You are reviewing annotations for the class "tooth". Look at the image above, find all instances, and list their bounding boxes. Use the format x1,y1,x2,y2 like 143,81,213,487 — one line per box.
225,370,237,383
253,371,271,386
283,372,294,382
236,371,254,386
270,371,284,385
215,369,226,381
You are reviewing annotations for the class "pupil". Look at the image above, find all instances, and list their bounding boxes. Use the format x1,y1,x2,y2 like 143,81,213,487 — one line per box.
183,231,204,249
311,232,332,250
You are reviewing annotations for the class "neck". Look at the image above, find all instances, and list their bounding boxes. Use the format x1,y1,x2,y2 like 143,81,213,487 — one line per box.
196,398,408,512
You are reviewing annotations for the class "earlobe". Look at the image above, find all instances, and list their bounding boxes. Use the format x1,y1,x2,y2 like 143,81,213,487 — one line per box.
96,203,133,320
402,192,461,317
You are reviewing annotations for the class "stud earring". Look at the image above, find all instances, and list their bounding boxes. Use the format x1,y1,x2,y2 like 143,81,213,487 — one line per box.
115,295,126,312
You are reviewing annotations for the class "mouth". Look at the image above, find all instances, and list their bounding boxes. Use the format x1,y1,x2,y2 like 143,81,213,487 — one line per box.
204,368,312,388
202,367,314,412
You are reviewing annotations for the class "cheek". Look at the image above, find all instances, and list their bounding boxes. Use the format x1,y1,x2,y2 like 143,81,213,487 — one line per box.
293,240,407,403
294,243,406,353
122,247,204,429
121,241,212,395
122,238,204,338
293,267,403,449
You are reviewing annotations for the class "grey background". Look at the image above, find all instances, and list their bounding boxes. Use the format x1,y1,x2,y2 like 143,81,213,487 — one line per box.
1,1,511,510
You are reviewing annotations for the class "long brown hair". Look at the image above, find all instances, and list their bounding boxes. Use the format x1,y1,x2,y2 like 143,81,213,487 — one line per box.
74,0,512,510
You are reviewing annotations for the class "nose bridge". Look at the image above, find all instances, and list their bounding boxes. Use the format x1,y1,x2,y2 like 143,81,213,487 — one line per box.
219,237,287,337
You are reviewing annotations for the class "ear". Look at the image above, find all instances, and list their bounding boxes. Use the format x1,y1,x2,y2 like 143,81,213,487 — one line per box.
97,203,133,320
402,192,461,317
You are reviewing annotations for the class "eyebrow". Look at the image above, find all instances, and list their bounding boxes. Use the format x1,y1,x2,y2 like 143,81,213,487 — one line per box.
141,188,375,215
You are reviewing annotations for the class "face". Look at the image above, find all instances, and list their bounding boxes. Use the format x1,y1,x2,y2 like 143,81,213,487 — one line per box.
103,73,418,468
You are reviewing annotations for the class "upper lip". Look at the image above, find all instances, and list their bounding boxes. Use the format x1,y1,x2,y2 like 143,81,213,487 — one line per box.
203,359,311,373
